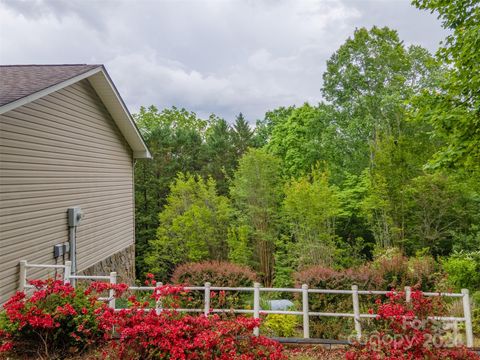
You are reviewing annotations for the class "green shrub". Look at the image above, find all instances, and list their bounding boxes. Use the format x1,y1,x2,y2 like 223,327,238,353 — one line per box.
470,291,480,338
442,251,480,292
473,306,480,336
261,314,299,337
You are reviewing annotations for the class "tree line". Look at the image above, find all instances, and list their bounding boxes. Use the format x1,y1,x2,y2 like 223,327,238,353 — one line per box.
134,0,480,286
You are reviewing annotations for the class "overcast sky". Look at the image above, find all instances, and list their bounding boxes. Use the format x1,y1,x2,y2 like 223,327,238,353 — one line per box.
0,0,446,122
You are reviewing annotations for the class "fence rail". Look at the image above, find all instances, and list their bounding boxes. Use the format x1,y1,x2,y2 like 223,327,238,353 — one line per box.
18,260,475,347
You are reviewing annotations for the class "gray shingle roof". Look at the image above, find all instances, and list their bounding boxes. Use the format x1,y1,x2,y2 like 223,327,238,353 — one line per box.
0,64,101,107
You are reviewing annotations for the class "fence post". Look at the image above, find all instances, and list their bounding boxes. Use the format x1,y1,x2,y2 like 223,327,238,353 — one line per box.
64,261,72,284
352,285,362,341
461,289,473,348
453,320,459,347
204,282,211,316
155,282,163,315
405,286,411,303
109,272,117,310
253,282,261,336
302,284,310,338
19,260,27,292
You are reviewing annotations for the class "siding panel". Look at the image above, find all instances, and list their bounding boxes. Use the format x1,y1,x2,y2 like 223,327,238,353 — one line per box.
0,79,135,304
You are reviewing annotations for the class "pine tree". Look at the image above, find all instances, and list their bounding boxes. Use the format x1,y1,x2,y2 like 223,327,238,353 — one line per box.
231,113,254,157
203,117,236,195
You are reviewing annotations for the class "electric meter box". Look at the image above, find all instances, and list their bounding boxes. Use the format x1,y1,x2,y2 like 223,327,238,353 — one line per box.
67,207,83,227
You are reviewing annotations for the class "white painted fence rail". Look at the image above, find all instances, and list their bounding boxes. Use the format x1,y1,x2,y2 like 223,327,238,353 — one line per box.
18,260,475,347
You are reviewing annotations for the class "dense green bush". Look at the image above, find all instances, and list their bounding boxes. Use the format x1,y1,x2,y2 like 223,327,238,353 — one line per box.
261,314,299,337
145,174,233,281
442,251,480,292
295,248,441,295
442,251,480,339
473,306,480,337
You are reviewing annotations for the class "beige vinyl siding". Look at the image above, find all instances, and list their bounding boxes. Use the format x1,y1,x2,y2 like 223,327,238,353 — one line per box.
0,79,134,304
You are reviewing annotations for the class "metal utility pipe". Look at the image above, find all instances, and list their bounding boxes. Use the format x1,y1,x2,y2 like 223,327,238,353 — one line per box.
69,226,76,279
67,207,83,286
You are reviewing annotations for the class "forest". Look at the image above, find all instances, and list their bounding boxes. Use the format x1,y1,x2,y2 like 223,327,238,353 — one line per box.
3,1,480,358
133,0,479,293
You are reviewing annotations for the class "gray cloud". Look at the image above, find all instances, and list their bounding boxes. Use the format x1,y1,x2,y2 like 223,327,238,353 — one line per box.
0,0,447,122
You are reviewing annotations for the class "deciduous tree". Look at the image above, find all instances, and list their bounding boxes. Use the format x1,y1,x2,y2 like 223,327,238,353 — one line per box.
230,149,283,286
412,0,480,172
146,173,232,280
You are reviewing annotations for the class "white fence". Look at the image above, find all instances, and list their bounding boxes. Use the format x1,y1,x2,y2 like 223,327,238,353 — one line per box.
18,260,475,347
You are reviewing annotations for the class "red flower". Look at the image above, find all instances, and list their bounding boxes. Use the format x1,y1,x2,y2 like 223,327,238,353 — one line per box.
0,342,13,352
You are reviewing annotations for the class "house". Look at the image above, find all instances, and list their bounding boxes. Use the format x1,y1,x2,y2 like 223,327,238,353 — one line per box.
0,64,151,304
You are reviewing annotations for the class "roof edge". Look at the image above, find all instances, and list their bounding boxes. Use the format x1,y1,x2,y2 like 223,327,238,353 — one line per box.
0,66,151,159
88,67,152,159
0,66,103,114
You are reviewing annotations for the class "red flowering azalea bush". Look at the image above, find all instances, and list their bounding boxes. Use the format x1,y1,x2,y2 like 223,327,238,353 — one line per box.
0,278,123,358
346,290,480,360
106,280,285,360
1,277,285,360
108,308,284,359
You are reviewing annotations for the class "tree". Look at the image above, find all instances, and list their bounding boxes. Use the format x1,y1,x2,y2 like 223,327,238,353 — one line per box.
134,106,207,276
317,26,447,253
135,105,209,136
231,113,254,157
359,131,440,250
266,104,337,178
322,26,440,171
252,106,295,147
203,117,236,195
226,225,252,266
337,173,376,262
404,172,479,256
230,149,283,286
412,0,480,172
359,169,397,249
283,168,341,268
145,173,232,280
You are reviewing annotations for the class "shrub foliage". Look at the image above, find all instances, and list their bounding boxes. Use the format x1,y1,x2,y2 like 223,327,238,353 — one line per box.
0,278,284,360
0,278,117,357
346,290,479,359
171,261,257,287
171,261,258,311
